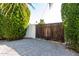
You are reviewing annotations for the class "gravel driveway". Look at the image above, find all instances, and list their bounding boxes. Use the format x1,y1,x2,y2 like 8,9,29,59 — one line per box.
0,39,78,56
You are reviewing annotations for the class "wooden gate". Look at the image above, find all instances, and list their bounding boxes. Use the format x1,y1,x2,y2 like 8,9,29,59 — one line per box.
36,23,64,42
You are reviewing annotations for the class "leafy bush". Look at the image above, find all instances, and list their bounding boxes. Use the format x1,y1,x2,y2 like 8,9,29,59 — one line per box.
0,3,30,40
61,3,79,52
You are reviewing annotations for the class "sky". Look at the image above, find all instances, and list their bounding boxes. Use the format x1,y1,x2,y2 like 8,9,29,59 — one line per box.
49,3,62,23
28,3,62,24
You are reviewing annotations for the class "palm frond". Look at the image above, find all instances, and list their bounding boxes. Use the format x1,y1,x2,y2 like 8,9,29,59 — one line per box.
28,3,35,9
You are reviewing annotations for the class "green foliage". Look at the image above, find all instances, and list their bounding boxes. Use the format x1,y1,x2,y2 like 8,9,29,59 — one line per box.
61,3,79,52
39,19,45,24
0,3,30,40
38,19,45,28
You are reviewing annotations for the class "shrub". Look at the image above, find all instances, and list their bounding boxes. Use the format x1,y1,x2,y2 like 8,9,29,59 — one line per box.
0,3,30,40
61,3,79,52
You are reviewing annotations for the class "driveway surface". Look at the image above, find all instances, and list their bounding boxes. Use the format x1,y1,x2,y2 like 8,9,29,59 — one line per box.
0,39,78,56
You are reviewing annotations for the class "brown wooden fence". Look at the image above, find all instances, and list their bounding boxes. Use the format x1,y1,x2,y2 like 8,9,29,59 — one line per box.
36,22,64,42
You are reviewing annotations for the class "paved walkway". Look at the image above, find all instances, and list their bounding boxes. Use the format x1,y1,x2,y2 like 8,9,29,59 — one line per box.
0,39,78,56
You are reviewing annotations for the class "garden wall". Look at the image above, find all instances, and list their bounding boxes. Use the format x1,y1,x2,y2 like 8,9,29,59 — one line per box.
25,24,36,38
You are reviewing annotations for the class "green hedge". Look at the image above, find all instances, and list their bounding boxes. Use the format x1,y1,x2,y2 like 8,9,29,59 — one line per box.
61,3,79,52
0,3,30,40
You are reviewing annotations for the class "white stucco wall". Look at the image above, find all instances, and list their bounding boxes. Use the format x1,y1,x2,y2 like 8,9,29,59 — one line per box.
25,24,36,38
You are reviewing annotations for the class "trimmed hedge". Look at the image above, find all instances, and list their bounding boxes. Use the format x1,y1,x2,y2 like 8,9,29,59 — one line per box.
0,3,30,40
61,3,79,52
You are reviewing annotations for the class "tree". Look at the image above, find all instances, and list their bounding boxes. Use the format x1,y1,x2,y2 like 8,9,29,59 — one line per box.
39,19,45,24
61,3,79,52
0,3,30,40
